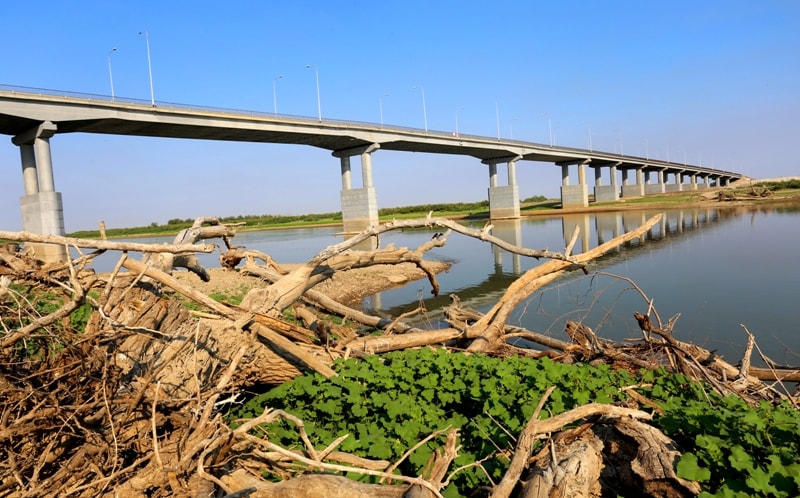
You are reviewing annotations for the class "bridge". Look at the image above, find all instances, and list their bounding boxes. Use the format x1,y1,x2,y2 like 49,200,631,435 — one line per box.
0,85,744,261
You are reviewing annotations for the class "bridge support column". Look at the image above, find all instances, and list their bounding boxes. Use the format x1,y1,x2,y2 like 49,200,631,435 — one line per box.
621,166,645,197
665,171,683,192
593,162,620,202
690,173,698,190
558,160,589,208
334,144,380,234
12,121,66,262
340,156,352,190
483,156,521,219
645,169,666,195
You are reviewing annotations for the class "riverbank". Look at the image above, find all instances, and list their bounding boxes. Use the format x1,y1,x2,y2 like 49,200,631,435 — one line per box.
62,181,800,241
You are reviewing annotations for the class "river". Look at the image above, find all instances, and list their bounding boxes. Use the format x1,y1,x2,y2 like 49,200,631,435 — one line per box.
92,202,800,367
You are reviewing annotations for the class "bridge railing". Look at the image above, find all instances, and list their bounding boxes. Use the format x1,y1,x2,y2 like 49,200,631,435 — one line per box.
0,84,740,177
0,83,565,147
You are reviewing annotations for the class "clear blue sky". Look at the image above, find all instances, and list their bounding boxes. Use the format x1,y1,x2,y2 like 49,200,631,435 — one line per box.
1,0,798,232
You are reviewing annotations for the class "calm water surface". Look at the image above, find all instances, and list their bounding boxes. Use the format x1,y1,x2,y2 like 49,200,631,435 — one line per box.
91,203,800,366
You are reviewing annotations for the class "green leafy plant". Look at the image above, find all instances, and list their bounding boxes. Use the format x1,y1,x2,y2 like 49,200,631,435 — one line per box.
664,395,800,497
232,350,646,495
231,350,800,497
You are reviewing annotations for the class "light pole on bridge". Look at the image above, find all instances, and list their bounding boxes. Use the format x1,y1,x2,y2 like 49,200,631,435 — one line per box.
107,48,117,101
138,30,155,106
379,93,389,127
306,64,322,122
413,85,428,133
273,75,282,117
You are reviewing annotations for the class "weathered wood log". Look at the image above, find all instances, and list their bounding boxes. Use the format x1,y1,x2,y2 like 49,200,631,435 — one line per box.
605,418,701,497
221,470,408,498
519,418,701,498
149,217,237,281
467,214,662,353
121,258,337,379
633,311,783,400
444,301,575,352
748,367,800,382
347,328,464,354
0,229,216,254
242,262,426,334
519,427,604,498
491,386,652,498
239,237,449,316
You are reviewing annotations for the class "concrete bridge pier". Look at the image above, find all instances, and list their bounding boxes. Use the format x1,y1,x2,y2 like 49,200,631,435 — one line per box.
592,162,620,202
333,144,380,234
558,159,590,208
12,121,66,262
483,156,521,219
621,166,645,198
665,170,684,193
645,168,666,195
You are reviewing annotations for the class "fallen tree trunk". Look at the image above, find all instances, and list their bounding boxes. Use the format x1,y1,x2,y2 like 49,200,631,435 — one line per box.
0,229,217,254
465,214,662,353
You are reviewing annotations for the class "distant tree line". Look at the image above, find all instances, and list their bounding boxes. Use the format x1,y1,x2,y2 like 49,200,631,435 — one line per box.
67,199,556,239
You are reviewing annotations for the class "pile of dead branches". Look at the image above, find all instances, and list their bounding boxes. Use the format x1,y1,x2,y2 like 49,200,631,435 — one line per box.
0,214,796,497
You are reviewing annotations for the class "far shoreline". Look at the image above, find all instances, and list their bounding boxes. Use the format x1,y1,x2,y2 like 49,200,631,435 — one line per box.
67,186,800,240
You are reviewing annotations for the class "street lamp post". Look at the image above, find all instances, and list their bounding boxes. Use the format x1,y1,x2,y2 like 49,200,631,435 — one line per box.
412,85,427,132
107,47,117,101
455,107,464,136
273,75,282,117
306,64,321,121
139,30,155,106
379,93,389,127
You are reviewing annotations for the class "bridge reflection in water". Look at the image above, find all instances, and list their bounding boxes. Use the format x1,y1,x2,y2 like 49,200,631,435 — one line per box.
469,208,724,291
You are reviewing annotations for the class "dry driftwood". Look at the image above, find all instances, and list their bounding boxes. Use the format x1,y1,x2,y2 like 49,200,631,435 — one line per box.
2,211,796,498
464,213,662,353
0,229,217,254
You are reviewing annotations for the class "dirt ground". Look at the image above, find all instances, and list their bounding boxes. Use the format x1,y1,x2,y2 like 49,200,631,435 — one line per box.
173,260,451,306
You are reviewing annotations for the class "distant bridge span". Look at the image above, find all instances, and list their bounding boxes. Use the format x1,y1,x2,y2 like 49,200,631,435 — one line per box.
0,86,744,260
